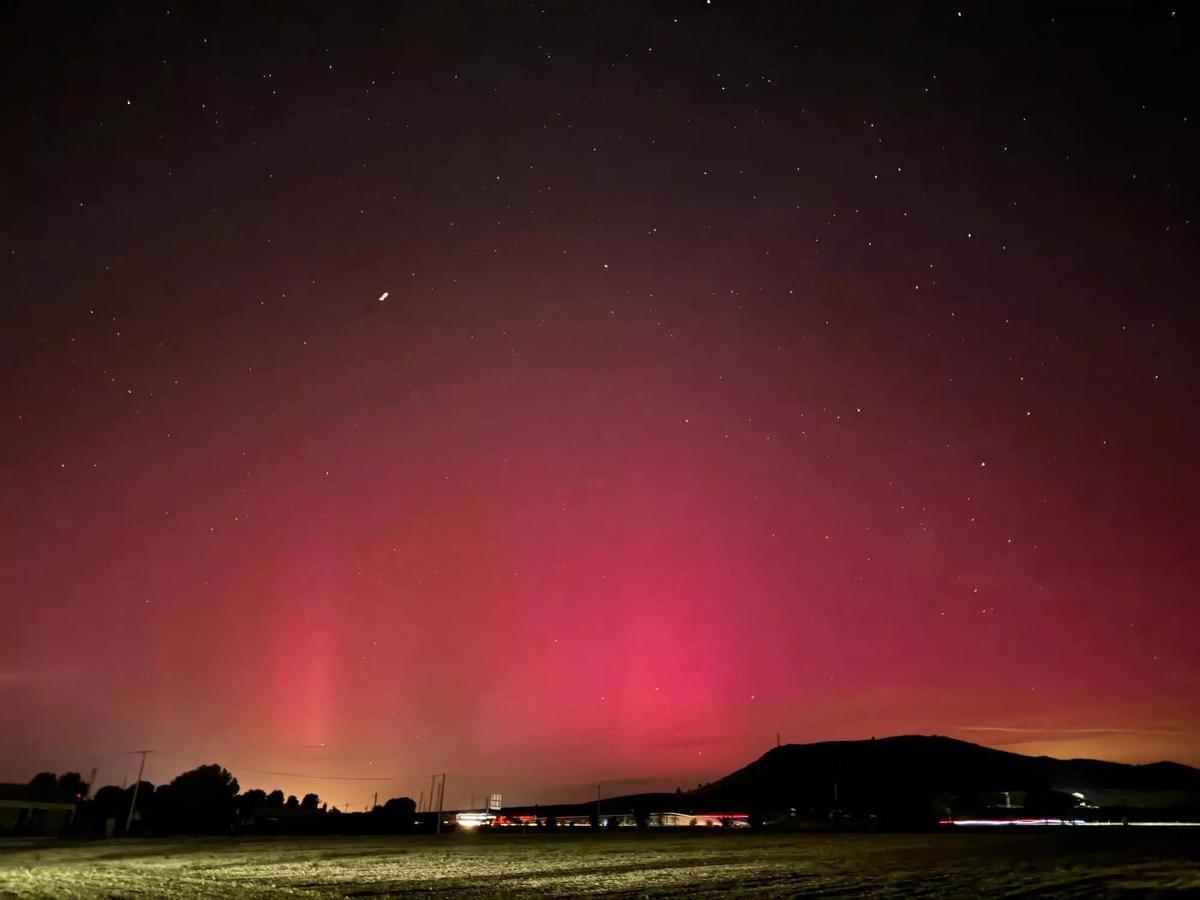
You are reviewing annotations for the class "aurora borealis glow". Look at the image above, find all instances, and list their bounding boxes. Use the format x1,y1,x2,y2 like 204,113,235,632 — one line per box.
2,2,1197,808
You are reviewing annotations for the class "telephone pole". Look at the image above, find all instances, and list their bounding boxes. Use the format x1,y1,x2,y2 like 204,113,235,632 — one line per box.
435,773,445,834
124,750,153,835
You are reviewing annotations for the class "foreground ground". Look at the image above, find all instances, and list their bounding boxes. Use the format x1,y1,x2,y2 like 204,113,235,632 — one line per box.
1,830,1198,897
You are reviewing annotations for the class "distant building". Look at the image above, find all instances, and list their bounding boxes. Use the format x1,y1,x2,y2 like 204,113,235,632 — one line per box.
0,782,81,836
0,798,77,836
483,809,749,829
651,812,749,828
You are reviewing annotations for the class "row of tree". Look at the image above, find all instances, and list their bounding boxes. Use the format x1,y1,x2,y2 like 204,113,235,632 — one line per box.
25,766,417,836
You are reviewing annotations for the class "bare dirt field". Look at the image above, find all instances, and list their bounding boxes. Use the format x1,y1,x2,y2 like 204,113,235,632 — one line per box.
1,830,1198,897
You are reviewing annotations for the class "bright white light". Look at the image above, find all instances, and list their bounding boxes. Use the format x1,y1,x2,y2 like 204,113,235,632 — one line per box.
378,291,389,302
942,818,1200,828
455,811,495,829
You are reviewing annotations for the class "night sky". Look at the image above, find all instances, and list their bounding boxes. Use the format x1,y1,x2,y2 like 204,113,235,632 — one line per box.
3,2,1197,809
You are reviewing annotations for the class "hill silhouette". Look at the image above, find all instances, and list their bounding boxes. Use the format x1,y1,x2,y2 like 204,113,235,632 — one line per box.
495,735,1200,827
685,735,1200,823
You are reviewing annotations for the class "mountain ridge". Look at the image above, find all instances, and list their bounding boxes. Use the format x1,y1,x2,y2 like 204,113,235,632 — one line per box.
684,734,1200,820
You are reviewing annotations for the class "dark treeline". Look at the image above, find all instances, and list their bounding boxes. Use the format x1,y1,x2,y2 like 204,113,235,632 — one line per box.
14,766,419,837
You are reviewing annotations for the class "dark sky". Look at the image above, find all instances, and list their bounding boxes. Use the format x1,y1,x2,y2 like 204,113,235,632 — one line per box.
2,1,1197,809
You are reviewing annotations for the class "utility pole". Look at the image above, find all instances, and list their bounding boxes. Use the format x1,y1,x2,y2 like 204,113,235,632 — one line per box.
87,767,98,800
418,789,424,813
373,791,378,811
596,784,602,829
125,750,153,835
429,775,437,816
435,773,445,834
776,733,781,748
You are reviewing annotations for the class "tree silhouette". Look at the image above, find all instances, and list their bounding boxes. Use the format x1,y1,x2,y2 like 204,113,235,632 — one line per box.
379,796,416,831
300,793,320,811
382,796,416,817
56,772,89,799
239,789,267,812
266,789,284,807
163,764,240,833
91,785,127,822
285,794,299,809
29,772,58,793
27,771,89,800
